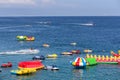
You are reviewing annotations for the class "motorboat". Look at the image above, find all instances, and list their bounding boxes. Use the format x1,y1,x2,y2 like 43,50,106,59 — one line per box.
32,55,45,60
84,49,92,53
44,65,59,70
61,52,72,55
71,50,81,54
43,44,50,48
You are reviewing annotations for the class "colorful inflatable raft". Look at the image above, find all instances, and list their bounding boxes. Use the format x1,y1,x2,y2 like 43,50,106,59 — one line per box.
18,60,44,70
71,57,86,68
11,69,36,75
111,51,120,57
17,36,26,41
16,36,35,41
26,36,35,41
1,62,12,68
46,54,58,58
86,54,120,64
86,58,97,66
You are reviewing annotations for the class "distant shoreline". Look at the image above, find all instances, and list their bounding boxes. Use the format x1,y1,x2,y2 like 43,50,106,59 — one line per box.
1,15,120,17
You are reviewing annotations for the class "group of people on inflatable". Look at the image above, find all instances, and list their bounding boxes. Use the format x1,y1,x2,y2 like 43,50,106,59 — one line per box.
17,36,35,41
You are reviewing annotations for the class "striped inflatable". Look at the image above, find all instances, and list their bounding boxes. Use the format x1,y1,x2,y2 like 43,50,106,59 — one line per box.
72,57,86,68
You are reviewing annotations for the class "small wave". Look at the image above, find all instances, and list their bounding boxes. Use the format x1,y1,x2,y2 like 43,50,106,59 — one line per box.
6,29,36,33
25,25,32,27
64,23,81,25
36,21,51,24
64,22,94,26
0,49,39,55
0,25,28,30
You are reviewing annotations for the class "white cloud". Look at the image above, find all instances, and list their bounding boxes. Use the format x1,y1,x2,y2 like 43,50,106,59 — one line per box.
0,0,35,5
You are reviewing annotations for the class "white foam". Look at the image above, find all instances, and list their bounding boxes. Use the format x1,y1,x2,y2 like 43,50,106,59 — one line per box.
0,26,24,30
0,49,39,55
64,22,94,26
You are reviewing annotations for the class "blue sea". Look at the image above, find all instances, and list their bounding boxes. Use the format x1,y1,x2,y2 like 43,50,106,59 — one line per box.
0,16,120,80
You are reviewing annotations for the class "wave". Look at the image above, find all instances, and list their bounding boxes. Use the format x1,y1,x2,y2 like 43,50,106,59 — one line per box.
25,25,32,27
36,21,51,24
5,29,36,33
0,24,33,30
0,25,28,30
64,22,94,26
0,49,39,55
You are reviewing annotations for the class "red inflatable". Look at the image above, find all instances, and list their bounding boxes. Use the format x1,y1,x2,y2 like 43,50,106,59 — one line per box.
111,51,120,57
1,62,12,68
18,60,44,70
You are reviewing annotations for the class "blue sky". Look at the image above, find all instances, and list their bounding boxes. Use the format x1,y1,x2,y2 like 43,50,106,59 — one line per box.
0,0,120,16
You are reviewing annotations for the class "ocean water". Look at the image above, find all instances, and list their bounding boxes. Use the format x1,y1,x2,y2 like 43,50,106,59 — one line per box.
0,16,120,80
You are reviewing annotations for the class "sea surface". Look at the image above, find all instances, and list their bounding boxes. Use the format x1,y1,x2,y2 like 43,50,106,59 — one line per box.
0,16,120,80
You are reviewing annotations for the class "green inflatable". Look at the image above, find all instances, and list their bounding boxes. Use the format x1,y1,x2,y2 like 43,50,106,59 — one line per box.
17,36,27,41
86,58,97,66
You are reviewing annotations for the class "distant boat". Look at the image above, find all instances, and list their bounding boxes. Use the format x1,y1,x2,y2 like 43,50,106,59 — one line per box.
43,44,50,48
46,54,58,58
80,23,94,26
70,42,77,46
61,52,72,55
84,49,92,53
32,55,45,60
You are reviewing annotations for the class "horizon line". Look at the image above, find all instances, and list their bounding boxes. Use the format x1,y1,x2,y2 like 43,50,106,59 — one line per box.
0,15,120,17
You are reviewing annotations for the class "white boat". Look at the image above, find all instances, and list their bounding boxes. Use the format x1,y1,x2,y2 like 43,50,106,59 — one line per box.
70,42,77,46
61,52,72,55
43,44,50,48
80,23,94,26
84,49,92,53
0,49,39,55
44,65,59,70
